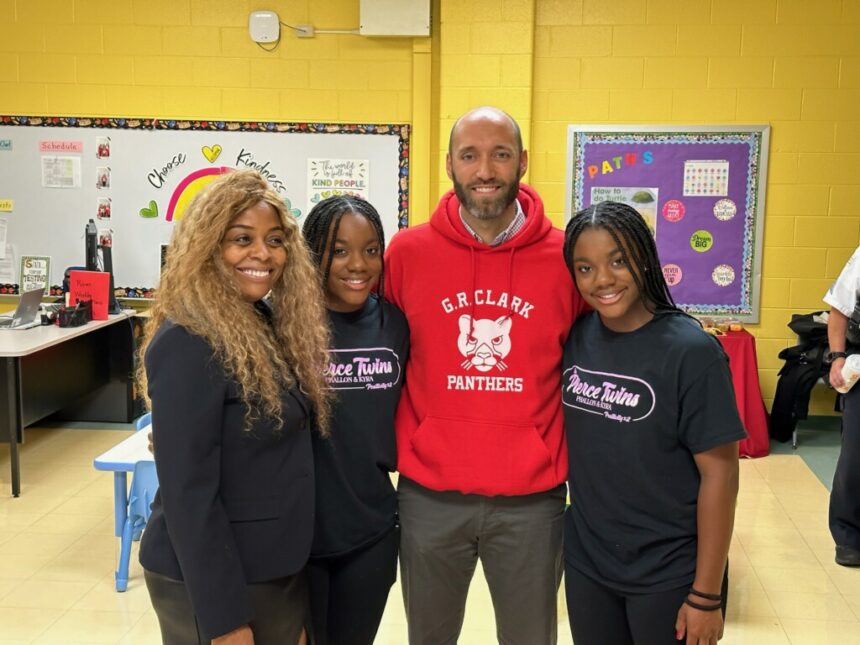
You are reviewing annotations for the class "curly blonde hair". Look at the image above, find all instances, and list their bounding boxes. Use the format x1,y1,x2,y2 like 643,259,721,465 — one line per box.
136,169,331,434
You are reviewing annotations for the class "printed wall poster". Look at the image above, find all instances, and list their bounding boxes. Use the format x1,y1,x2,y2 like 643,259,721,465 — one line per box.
307,158,369,212
96,136,111,158
683,160,729,196
590,186,659,236
19,255,50,293
0,244,14,284
96,166,111,189
98,228,112,248
97,198,111,220
566,125,770,322
41,156,81,188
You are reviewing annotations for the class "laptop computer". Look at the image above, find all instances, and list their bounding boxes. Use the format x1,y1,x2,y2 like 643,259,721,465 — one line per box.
0,287,45,330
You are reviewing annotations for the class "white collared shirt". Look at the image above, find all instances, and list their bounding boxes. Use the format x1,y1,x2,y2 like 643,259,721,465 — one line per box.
460,199,525,247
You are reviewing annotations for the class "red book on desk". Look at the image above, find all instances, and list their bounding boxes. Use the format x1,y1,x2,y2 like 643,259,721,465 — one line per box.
68,270,110,320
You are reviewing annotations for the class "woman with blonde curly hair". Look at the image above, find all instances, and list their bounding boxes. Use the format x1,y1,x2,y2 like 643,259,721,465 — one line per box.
138,169,331,645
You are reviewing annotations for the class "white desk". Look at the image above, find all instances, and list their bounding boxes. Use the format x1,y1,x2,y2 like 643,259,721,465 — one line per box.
0,312,130,356
1,312,136,496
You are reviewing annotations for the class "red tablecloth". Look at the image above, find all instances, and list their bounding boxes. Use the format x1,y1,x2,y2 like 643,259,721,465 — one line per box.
717,330,770,458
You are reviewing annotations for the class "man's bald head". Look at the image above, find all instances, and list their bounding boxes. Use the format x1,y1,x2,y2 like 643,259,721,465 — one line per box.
448,107,523,156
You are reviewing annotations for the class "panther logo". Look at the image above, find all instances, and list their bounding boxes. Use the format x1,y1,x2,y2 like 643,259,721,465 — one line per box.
457,314,512,372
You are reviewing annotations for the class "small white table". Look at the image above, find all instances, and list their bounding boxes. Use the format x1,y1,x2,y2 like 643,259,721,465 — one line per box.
93,424,154,591
93,425,153,536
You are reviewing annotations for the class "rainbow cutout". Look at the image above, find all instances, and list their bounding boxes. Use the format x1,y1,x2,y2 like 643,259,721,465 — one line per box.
166,166,233,222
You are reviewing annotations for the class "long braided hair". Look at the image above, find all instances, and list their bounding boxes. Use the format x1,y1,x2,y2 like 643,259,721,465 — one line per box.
563,201,683,316
302,195,387,323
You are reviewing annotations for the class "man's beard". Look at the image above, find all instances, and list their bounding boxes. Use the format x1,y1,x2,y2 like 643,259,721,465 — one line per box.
452,171,520,221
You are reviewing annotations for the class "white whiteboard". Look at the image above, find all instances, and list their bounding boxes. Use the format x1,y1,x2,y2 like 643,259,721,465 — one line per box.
0,116,410,296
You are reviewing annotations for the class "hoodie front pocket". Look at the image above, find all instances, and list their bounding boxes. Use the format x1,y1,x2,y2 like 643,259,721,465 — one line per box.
410,415,556,494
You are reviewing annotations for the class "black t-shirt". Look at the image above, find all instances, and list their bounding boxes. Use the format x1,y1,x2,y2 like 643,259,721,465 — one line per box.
562,311,746,593
311,295,409,558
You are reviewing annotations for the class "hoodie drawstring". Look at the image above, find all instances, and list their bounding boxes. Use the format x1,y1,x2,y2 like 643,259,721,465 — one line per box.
469,246,477,334
503,246,516,322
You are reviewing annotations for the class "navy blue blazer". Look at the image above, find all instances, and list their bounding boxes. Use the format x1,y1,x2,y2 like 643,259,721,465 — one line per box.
139,321,314,640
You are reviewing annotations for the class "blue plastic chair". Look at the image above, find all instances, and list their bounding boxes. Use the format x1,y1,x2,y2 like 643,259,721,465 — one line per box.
129,412,153,542
135,411,152,431
115,460,158,592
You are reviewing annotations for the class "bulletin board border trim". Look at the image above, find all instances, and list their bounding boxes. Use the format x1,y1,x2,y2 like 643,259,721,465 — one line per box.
564,124,770,323
0,114,410,298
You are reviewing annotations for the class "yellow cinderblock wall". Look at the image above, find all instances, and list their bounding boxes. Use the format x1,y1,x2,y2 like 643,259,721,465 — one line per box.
0,0,413,123
3,0,859,412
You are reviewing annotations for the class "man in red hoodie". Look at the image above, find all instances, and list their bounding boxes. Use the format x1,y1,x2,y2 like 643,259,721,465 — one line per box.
385,107,588,643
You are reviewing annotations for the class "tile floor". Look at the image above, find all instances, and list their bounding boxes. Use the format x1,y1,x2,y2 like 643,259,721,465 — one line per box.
0,425,858,644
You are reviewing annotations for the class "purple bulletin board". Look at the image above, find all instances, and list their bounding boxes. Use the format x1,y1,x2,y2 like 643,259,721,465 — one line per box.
566,125,770,323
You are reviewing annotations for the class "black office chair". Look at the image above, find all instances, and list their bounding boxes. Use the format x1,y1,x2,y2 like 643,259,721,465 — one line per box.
62,266,87,296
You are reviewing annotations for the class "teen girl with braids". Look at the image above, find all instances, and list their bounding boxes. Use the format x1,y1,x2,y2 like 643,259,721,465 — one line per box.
301,195,409,645
560,201,744,645
138,170,331,644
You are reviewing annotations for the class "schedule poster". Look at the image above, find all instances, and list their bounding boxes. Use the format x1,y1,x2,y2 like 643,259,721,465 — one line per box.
566,125,770,322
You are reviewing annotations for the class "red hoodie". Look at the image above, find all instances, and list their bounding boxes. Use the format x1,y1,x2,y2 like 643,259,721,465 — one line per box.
385,184,587,496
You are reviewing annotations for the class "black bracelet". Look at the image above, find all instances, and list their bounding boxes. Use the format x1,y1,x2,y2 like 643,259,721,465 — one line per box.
684,597,723,612
689,587,723,602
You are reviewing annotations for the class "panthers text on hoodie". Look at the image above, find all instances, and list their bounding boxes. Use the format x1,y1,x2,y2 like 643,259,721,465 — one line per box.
385,184,588,496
